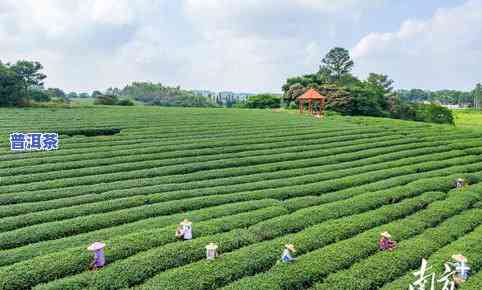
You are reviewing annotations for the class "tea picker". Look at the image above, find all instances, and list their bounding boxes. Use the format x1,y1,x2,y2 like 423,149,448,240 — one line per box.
281,244,297,263
206,243,219,260
87,242,106,271
379,231,397,251
176,219,193,240
455,178,465,189
452,254,470,286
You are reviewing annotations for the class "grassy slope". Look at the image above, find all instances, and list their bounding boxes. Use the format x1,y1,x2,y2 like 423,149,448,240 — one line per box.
453,109,482,130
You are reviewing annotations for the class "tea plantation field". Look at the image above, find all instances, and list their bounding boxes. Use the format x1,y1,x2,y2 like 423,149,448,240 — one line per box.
1,106,482,290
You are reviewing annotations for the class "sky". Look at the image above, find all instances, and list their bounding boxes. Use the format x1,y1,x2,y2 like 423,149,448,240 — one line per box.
0,0,480,93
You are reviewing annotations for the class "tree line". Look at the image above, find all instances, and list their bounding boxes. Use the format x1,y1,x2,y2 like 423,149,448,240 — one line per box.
279,47,457,124
397,88,481,106
1,56,479,121
96,82,216,107
0,60,217,108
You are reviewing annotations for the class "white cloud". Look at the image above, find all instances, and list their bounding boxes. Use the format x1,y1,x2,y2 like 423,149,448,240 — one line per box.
352,0,482,90
181,0,384,92
0,0,394,93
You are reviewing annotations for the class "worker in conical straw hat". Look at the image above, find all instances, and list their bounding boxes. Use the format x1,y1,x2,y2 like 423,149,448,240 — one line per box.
205,242,219,260
87,242,106,271
177,219,193,240
452,254,470,285
379,231,397,251
281,244,296,263
456,178,465,188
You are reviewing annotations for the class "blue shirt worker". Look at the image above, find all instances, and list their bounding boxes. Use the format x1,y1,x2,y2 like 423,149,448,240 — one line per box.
452,254,470,285
281,244,296,263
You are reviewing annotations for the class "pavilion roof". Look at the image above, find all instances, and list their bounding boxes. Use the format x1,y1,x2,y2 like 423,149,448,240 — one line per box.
298,88,326,100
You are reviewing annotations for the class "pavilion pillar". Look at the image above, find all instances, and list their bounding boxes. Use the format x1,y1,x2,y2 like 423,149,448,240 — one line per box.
309,100,312,114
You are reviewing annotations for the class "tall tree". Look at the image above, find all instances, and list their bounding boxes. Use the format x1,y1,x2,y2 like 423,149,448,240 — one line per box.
8,60,46,98
0,62,24,106
367,73,394,94
283,83,307,105
319,47,354,82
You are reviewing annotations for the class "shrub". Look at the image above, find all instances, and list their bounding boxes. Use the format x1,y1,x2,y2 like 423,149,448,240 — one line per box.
415,103,454,125
117,99,134,106
244,94,281,109
94,94,119,105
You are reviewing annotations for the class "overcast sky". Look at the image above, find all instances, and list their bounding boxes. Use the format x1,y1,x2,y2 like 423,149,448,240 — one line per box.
1,0,481,93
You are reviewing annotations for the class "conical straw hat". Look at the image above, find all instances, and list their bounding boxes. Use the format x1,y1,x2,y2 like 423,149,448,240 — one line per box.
380,231,392,238
87,242,106,251
206,243,218,250
452,254,467,262
285,244,296,252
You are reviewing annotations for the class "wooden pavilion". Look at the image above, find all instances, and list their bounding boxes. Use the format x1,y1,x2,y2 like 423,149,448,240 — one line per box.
298,88,326,117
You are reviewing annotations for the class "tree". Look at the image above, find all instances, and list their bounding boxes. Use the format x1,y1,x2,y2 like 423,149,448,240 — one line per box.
46,88,66,99
473,83,482,110
367,73,394,94
67,92,78,99
94,94,119,105
30,89,51,102
245,94,281,109
0,62,24,106
119,82,216,107
414,103,454,124
283,83,307,105
8,60,46,99
92,90,103,98
347,82,388,117
106,87,121,97
319,47,354,82
78,92,90,98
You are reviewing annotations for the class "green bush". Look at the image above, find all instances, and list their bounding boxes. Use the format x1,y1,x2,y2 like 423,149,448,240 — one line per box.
244,94,281,109
94,95,119,105
116,99,134,106
415,103,454,125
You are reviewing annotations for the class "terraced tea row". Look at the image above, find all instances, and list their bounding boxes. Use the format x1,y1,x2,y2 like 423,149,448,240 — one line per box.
0,107,480,290
3,140,481,229
33,191,443,290
3,150,482,242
